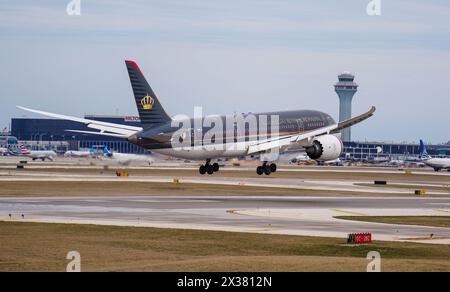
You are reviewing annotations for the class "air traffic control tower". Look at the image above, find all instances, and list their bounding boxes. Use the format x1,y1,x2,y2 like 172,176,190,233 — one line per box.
335,73,358,142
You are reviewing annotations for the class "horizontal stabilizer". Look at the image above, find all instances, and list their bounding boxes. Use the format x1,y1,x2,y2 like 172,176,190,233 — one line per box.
17,106,142,138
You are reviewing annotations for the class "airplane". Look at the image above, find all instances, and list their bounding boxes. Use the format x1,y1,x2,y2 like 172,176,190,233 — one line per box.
64,145,106,158
19,143,57,161
0,147,8,156
317,158,343,166
275,151,310,164
18,60,376,175
64,149,92,158
102,146,154,166
419,140,450,172
388,158,405,166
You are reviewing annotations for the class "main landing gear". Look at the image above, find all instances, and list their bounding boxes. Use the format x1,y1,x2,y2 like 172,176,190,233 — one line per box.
256,162,277,176
199,159,220,175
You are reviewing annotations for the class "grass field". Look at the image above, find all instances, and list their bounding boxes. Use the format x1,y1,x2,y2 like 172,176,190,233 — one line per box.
1,221,450,272
335,216,450,228
0,181,362,197
1,167,448,197
2,166,448,182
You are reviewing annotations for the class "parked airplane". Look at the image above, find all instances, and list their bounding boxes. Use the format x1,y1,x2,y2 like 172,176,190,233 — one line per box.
102,146,154,166
19,143,57,161
64,145,106,158
0,147,8,156
318,158,343,166
19,60,375,175
419,140,450,172
64,150,91,158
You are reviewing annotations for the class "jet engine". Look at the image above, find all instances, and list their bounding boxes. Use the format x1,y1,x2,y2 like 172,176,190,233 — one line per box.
305,135,343,161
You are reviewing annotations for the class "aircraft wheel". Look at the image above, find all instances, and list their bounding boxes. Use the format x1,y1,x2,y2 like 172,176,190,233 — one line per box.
270,163,277,173
199,165,206,175
212,163,219,172
256,166,263,175
264,165,272,175
434,168,441,172
207,165,214,175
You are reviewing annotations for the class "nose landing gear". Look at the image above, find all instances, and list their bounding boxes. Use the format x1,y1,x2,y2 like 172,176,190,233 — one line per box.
256,162,277,176
199,160,220,175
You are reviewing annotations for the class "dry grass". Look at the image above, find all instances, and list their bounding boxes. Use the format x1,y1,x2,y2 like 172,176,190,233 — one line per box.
335,216,450,228
0,181,361,197
1,221,450,272
5,166,448,182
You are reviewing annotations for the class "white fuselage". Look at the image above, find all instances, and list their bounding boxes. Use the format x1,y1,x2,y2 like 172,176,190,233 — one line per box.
424,158,450,170
106,152,154,166
64,150,91,158
26,151,57,161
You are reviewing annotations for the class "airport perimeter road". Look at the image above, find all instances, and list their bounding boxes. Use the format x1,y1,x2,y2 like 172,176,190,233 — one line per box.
1,196,450,244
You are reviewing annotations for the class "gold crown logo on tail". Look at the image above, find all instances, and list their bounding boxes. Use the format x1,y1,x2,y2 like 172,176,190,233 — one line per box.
141,95,155,110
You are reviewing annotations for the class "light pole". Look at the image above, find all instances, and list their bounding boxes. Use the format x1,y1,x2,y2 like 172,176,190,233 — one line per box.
39,133,46,150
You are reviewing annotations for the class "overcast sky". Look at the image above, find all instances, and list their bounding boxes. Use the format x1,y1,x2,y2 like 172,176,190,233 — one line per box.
1,0,449,143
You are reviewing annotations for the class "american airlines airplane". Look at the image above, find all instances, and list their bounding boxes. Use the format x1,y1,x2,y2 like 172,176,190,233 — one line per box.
19,60,375,175
19,143,57,161
419,140,450,172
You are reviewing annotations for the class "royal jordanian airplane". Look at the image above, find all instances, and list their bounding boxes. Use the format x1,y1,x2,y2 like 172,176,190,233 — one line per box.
419,140,450,172
19,60,375,175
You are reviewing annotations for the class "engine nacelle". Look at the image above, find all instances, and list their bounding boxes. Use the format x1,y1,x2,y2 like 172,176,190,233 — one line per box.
305,135,343,161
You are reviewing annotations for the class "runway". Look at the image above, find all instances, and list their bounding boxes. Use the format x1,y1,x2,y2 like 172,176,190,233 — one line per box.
2,195,450,244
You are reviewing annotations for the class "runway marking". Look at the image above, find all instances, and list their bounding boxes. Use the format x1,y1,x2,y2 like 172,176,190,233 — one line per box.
331,209,367,216
400,236,450,241
434,209,450,214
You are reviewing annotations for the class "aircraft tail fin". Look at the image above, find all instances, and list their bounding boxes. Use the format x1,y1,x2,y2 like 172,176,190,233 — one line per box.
102,146,112,157
125,60,171,129
19,143,30,155
419,140,431,160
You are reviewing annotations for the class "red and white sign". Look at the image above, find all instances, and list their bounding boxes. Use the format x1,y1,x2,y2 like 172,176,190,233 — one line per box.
348,233,372,244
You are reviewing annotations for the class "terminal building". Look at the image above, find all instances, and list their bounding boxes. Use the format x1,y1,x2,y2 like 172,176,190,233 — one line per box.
342,141,450,160
11,115,145,154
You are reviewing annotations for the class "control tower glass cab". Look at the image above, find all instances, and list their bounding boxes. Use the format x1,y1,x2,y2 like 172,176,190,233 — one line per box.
334,73,358,142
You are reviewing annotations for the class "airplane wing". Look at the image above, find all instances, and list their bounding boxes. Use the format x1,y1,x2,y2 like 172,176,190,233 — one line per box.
18,106,142,138
247,106,376,155
330,106,376,134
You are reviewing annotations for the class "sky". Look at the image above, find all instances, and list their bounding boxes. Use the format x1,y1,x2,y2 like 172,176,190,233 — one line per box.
0,0,449,143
